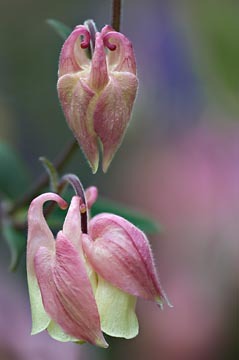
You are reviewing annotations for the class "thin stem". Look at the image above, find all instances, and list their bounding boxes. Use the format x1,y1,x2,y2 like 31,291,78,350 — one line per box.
111,0,122,31
8,139,78,216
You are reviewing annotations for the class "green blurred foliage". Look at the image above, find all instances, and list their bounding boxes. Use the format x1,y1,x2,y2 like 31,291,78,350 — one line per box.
188,1,239,111
47,19,72,40
91,197,160,235
2,222,26,271
0,142,30,199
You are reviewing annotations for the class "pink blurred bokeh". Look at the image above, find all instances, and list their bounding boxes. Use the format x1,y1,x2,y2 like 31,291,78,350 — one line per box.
114,124,239,359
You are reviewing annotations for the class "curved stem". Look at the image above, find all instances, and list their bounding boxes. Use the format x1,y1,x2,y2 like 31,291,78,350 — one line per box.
61,174,86,206
8,139,78,216
111,0,122,31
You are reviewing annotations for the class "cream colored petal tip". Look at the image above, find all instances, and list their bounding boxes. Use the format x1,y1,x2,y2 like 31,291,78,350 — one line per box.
95,277,139,339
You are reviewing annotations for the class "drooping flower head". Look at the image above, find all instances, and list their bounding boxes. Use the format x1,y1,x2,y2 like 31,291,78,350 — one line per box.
27,190,108,347
27,177,170,347
57,21,138,173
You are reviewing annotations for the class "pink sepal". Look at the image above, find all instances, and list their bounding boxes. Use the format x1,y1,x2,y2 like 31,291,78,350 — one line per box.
34,231,108,347
58,25,90,77
93,72,138,172
83,214,167,305
57,74,99,173
27,193,67,276
102,27,137,74
89,32,109,90
85,186,98,209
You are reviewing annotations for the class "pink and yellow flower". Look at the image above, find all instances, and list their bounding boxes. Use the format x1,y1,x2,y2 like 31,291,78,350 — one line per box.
27,188,169,346
57,23,138,173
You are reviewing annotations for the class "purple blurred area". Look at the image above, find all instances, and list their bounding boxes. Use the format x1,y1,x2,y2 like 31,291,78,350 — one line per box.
0,0,239,359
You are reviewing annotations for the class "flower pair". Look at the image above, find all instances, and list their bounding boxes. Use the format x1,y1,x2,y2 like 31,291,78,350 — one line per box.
57,22,138,173
27,187,169,347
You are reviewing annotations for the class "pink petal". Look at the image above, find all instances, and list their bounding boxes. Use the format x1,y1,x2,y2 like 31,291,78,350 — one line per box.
27,193,68,334
57,74,99,173
93,73,138,172
85,186,98,209
101,24,114,36
62,196,82,248
88,32,109,90
27,193,67,275
103,29,137,74
83,214,168,306
58,25,90,77
34,231,108,347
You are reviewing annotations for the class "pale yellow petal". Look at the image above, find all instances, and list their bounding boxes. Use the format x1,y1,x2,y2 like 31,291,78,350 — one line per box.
95,276,139,339
47,321,79,342
28,273,50,334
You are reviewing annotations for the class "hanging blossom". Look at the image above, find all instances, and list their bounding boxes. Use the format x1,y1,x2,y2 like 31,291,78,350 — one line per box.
57,21,138,173
27,184,170,347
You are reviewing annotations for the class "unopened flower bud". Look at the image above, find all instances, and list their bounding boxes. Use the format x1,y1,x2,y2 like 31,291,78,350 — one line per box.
57,21,138,173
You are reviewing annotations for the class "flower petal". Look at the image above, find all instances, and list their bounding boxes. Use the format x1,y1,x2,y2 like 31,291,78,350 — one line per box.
27,193,67,334
95,276,139,339
47,321,78,342
83,214,169,306
58,25,91,77
62,196,82,249
94,73,138,172
103,29,137,74
89,32,109,90
57,74,99,173
85,186,98,209
62,195,98,293
34,231,108,347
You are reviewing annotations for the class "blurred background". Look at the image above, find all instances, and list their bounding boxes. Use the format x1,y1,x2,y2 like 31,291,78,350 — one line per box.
0,0,239,359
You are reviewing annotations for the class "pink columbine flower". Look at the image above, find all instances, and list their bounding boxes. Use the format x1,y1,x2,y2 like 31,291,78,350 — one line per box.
57,22,138,173
27,188,169,346
27,189,108,347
